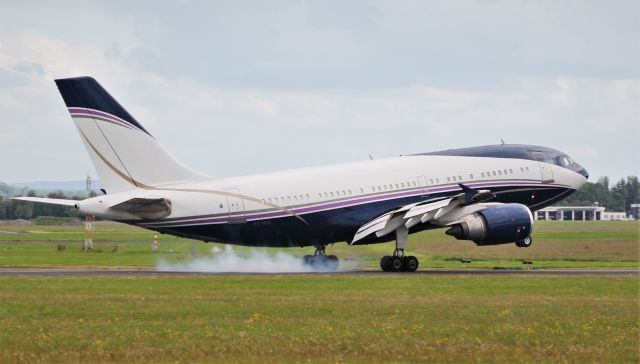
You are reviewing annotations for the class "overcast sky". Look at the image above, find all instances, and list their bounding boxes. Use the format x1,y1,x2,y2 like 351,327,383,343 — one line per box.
0,0,638,184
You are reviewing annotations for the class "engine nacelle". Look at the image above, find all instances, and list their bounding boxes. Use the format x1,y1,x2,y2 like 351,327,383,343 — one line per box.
445,203,533,245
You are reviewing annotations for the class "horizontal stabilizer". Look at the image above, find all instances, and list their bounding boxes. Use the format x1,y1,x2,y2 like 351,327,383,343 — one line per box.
13,197,78,207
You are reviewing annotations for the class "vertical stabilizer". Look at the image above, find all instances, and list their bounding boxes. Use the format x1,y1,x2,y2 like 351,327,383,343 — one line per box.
55,77,209,193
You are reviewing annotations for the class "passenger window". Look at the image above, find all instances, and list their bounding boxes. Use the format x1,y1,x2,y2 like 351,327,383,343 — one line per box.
436,178,440,183
469,174,473,179
509,169,513,174
401,182,405,188
498,170,502,175
481,172,485,178
429,179,433,184
377,186,381,191
360,187,364,193
503,169,508,175
342,190,346,196
447,177,451,182
526,167,530,172
520,167,524,172
348,190,352,195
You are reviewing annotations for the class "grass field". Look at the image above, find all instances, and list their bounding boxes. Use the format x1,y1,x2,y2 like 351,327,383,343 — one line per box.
0,274,638,363
0,220,638,269
0,221,638,363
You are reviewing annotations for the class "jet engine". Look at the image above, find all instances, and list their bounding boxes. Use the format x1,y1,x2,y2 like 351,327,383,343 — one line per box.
445,203,533,246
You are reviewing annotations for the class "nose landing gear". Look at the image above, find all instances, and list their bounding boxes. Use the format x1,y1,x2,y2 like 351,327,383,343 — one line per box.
379,225,420,272
303,244,339,271
515,236,533,248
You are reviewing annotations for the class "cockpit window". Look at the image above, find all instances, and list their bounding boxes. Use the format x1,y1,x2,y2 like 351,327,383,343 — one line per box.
560,156,574,166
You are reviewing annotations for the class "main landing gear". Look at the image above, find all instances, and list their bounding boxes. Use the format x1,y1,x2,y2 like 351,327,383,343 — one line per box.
303,244,339,272
380,225,419,272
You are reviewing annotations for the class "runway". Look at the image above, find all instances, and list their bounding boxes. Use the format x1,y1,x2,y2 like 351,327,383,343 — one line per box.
0,268,637,276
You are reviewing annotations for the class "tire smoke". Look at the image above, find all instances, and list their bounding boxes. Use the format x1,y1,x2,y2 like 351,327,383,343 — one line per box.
156,244,355,273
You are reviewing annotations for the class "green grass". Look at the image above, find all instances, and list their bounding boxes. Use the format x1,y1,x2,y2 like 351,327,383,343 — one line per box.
0,275,638,363
0,220,638,269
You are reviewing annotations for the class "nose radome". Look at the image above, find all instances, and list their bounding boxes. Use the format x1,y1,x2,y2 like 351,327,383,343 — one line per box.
578,166,589,180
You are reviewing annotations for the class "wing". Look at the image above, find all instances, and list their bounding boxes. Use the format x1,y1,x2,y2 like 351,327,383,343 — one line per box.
351,184,496,244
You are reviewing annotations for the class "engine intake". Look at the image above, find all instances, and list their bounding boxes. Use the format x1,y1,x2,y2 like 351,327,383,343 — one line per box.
445,203,533,245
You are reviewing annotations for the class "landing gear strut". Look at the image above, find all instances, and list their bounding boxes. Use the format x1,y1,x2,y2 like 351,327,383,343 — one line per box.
380,225,419,272
303,244,339,271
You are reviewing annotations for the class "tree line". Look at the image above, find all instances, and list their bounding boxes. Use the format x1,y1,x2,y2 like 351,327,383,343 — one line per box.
0,176,638,220
0,190,95,220
555,176,638,212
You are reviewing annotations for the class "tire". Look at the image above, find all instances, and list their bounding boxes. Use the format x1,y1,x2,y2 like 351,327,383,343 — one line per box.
380,256,392,272
390,256,403,272
516,236,533,248
326,255,339,271
404,256,419,272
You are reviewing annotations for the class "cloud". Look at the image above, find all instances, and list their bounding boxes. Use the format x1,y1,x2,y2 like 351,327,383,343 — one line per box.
0,67,28,87
0,1,637,184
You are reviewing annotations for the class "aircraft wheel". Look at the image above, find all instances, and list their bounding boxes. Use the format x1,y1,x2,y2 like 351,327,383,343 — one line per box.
390,256,404,272
516,236,533,248
404,256,419,272
302,255,313,266
326,255,339,271
380,256,392,272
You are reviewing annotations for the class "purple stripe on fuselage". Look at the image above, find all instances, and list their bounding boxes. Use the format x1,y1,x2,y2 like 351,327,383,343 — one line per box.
140,180,568,228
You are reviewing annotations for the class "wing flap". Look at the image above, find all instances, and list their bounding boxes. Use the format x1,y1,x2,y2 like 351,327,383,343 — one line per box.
350,186,497,244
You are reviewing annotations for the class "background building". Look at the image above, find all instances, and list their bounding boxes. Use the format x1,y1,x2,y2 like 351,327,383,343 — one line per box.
535,206,629,221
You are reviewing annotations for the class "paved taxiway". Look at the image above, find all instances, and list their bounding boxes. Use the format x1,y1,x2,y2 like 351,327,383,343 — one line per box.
0,268,637,276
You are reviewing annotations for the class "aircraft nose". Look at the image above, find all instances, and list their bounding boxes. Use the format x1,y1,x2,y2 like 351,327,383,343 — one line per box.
577,165,589,180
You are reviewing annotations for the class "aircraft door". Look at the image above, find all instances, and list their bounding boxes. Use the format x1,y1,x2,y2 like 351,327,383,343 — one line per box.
223,187,246,223
417,175,429,198
532,152,555,183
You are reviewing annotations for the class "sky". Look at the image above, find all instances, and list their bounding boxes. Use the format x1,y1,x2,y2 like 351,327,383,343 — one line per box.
0,0,638,184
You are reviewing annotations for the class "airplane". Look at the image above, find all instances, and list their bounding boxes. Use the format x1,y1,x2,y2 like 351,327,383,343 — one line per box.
15,77,589,272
